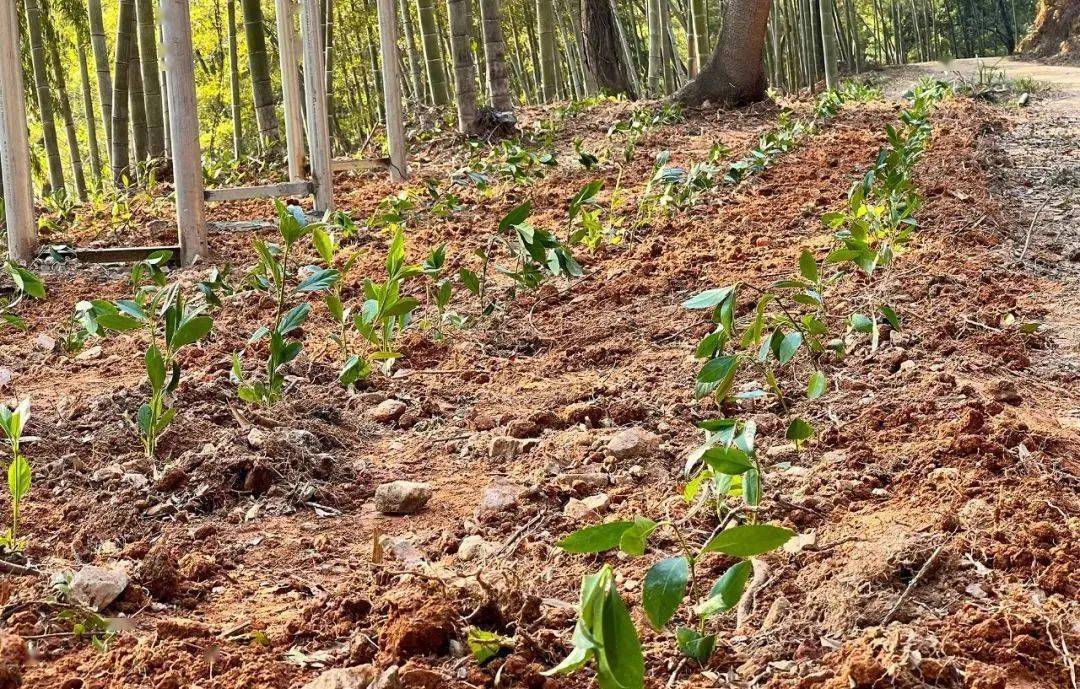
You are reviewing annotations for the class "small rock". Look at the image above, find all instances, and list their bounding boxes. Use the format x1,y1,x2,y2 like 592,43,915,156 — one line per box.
247,427,268,449
766,444,797,459
506,419,540,439
457,535,494,562
488,436,536,459
380,536,425,565
301,664,380,689
375,481,432,515
554,472,611,490
563,493,609,519
368,400,407,423
154,466,188,492
35,334,56,351
930,467,960,481
988,379,1022,405
69,565,129,610
477,480,522,514
74,346,102,361
605,427,660,460
90,464,123,484
285,429,322,452
243,462,273,494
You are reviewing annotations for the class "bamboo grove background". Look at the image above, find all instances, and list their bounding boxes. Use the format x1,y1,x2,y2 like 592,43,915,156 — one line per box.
2,0,1039,200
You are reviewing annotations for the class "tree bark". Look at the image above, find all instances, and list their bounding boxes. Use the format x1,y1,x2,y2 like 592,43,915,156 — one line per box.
581,0,636,97
135,0,166,157
228,0,243,158
24,0,65,195
399,0,426,102
241,0,281,148
87,0,114,164
480,0,514,112
417,0,450,105
819,0,838,89
447,0,479,134
77,43,104,185
46,24,88,200
111,0,135,185
536,0,558,100
674,0,772,107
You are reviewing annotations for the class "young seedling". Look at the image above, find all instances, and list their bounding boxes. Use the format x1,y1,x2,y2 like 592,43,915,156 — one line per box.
420,244,461,338
0,399,31,553
312,221,369,386
233,200,339,404
464,202,582,312
95,251,214,469
352,226,421,372
1,262,46,331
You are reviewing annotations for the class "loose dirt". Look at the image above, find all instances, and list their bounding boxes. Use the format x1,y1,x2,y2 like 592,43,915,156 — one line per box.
0,65,1076,689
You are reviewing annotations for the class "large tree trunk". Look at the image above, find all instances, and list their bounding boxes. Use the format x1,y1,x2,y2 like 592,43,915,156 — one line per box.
446,0,479,134
1018,0,1080,58
819,0,838,88
77,43,104,186
227,0,243,158
399,0,425,102
536,0,558,101
129,50,150,167
135,0,166,157
581,0,636,98
111,0,135,185
479,0,514,112
87,0,113,163
24,0,65,195
241,0,280,148
46,23,88,200
416,0,450,105
674,0,772,107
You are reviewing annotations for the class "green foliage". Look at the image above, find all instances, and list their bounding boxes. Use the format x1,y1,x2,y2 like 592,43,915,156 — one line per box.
543,565,644,689
94,251,214,467
469,202,582,311
312,218,370,386
0,399,31,552
1,263,46,332
352,226,422,371
233,201,338,405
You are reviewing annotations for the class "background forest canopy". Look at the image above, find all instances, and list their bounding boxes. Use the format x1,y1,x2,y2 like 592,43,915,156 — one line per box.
4,0,1039,203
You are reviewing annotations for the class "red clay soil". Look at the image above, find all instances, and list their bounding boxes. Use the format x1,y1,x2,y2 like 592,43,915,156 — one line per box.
0,92,1075,689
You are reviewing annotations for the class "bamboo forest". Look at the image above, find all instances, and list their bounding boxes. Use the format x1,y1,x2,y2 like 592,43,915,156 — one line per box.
0,0,1077,686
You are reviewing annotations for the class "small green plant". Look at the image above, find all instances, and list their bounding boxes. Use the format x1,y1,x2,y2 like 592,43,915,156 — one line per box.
56,300,114,355
196,265,235,308
94,250,214,468
464,202,582,310
1,262,45,331
312,221,370,386
233,201,339,405
0,399,31,553
420,243,461,338
352,225,421,371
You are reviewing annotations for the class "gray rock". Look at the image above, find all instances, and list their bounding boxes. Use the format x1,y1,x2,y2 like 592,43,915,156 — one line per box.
374,481,432,515
457,535,494,562
368,400,407,423
477,480,523,514
69,565,129,609
301,665,379,689
606,428,660,460
285,429,322,452
563,493,609,519
488,436,537,459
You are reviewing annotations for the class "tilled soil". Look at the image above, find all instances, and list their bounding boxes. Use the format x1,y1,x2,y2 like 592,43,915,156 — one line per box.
0,79,1076,689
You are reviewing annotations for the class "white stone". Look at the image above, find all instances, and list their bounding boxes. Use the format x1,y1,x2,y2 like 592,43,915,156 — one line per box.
70,565,129,610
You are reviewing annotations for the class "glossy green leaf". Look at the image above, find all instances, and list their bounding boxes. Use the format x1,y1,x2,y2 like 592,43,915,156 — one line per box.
700,524,794,557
